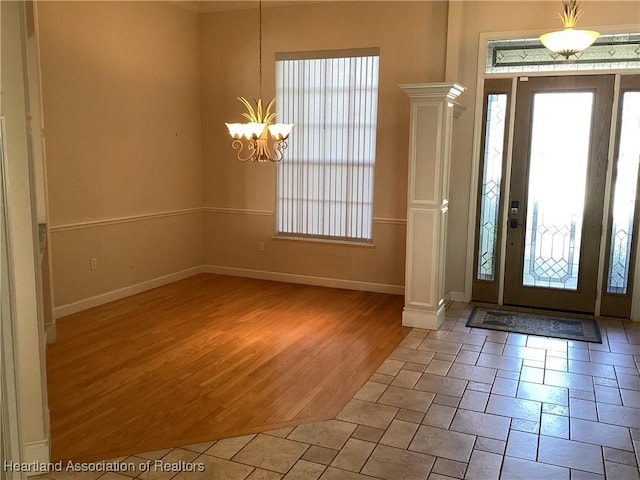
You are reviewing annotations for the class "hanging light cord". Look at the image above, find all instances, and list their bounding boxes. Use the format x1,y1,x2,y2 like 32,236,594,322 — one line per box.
258,0,263,100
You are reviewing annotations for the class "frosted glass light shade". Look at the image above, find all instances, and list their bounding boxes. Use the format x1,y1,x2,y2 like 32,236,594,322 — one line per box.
225,122,266,139
245,122,266,139
225,123,244,139
540,28,599,57
267,123,294,140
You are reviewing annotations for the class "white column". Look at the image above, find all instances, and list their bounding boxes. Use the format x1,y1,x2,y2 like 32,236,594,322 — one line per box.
400,83,465,330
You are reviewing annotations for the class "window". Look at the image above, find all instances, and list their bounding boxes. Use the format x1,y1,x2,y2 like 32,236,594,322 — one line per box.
472,78,511,303
275,48,380,242
485,33,640,75
607,91,640,294
477,93,507,282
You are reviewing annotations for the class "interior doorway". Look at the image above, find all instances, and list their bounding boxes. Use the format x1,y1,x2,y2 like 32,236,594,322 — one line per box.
472,74,640,318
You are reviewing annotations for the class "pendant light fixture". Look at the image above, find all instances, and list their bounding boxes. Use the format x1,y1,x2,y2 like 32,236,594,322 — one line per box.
540,0,599,60
225,0,293,162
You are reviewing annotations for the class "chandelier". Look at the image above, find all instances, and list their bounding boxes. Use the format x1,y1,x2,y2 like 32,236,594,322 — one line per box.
225,0,293,162
540,0,599,59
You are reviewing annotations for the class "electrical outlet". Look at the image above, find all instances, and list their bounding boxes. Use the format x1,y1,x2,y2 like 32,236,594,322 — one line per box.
90,258,97,270
258,241,265,252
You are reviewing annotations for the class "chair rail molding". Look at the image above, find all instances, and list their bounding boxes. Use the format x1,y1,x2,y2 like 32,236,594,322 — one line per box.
400,82,465,330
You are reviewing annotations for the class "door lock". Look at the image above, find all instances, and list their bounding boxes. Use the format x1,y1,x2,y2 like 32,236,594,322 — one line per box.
509,200,521,228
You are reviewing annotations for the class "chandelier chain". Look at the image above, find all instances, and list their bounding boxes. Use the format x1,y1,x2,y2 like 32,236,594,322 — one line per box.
258,0,262,100
225,0,293,163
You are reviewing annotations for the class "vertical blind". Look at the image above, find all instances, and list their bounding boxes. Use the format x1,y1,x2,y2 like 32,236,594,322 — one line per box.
275,49,380,242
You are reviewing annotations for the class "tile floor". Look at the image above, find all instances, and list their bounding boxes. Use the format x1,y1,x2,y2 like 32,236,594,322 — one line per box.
34,303,640,479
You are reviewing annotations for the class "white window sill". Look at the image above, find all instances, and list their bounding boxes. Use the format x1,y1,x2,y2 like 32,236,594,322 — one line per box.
272,234,375,248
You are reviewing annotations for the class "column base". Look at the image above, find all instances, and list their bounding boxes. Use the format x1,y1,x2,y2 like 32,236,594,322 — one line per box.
402,304,446,330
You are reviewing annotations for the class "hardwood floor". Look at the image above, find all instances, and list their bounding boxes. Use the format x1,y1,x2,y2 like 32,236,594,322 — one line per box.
47,274,410,463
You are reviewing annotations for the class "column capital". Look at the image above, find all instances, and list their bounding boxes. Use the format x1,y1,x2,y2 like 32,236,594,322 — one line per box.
399,82,465,101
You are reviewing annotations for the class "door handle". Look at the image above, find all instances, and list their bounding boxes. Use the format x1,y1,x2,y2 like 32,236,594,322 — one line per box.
509,218,521,229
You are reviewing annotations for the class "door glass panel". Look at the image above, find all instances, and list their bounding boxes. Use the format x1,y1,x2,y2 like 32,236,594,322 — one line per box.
477,94,507,281
522,92,594,290
607,91,640,294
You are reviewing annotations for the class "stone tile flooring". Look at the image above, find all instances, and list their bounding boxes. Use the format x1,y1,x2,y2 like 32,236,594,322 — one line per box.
34,303,640,479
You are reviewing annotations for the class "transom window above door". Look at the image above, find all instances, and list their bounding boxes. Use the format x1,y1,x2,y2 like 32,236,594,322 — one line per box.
486,33,640,74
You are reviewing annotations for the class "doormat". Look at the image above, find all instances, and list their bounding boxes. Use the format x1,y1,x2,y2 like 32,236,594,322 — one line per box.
466,307,602,343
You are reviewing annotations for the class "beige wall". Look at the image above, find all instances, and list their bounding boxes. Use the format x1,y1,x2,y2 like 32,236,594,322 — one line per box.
51,213,204,307
38,0,638,310
201,1,447,288
445,0,640,296
38,1,204,308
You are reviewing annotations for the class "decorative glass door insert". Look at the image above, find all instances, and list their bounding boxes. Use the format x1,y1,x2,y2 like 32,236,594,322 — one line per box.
600,76,640,318
472,79,512,303
522,92,593,291
477,93,508,282
607,92,640,294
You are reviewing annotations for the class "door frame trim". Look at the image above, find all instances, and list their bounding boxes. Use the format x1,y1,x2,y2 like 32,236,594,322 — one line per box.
0,117,24,477
496,76,518,306
594,75,621,316
465,26,640,320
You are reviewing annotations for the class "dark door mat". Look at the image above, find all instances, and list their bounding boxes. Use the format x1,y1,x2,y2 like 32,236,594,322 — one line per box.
466,307,602,343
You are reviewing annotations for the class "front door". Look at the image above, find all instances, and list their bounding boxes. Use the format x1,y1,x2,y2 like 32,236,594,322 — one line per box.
503,75,614,313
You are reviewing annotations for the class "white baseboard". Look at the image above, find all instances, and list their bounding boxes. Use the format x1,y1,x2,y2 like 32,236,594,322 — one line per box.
54,265,404,318
23,439,49,476
402,305,445,330
45,322,56,344
203,265,405,295
54,266,204,319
